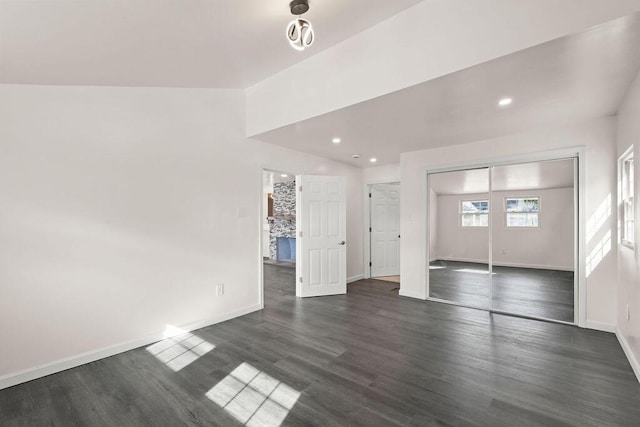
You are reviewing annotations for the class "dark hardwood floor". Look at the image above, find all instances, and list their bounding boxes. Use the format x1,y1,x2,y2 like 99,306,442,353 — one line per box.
1,264,638,426
262,257,296,269
429,260,574,323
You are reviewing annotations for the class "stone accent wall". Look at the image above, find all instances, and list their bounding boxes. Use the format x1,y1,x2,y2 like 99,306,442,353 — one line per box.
268,181,296,260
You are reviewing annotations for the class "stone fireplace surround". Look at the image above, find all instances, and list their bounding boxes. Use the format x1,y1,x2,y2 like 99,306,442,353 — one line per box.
268,180,296,261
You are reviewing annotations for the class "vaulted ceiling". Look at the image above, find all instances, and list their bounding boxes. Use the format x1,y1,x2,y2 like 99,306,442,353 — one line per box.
0,0,421,88
254,14,640,167
2,1,640,168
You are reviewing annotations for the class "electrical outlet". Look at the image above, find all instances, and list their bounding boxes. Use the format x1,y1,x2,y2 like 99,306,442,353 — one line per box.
216,284,224,296
627,304,631,321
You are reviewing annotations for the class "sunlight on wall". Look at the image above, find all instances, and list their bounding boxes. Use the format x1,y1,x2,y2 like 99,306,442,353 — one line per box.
206,362,301,427
586,194,611,244
146,325,215,372
586,230,612,277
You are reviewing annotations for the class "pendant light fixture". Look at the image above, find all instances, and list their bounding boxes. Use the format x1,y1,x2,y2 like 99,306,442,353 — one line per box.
286,0,314,51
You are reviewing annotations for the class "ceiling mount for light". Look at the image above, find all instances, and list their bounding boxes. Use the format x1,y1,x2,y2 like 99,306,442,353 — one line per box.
289,0,309,15
287,0,314,51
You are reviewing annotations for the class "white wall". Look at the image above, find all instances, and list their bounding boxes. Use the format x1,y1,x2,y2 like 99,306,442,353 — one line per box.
616,69,640,380
400,118,617,329
0,84,363,387
434,188,574,270
362,163,401,184
246,0,640,136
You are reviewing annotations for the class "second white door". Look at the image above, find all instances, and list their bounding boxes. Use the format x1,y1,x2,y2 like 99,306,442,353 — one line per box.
370,183,400,277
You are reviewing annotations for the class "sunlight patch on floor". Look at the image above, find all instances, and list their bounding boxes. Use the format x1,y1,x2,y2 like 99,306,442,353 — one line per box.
146,325,215,372
206,362,301,426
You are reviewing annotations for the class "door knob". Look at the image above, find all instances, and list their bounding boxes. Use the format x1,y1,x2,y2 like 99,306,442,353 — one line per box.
339,241,346,245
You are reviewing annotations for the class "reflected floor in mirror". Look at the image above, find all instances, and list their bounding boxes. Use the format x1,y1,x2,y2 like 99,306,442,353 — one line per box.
429,260,574,323
2,264,636,426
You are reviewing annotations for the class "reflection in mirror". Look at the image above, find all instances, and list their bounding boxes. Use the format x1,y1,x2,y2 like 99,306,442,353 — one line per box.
490,159,575,322
428,168,490,309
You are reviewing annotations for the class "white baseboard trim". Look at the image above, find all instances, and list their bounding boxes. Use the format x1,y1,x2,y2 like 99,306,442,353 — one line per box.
435,258,573,272
616,328,640,383
399,289,427,300
0,303,262,391
347,274,364,284
493,261,574,272
585,321,616,333
435,257,484,264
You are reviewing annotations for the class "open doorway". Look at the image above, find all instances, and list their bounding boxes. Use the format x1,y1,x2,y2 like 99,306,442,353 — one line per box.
367,182,401,284
262,170,297,305
261,171,348,305
263,170,297,268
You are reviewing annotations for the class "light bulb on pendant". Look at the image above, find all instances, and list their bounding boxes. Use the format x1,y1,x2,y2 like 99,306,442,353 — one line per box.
287,18,314,51
286,0,314,51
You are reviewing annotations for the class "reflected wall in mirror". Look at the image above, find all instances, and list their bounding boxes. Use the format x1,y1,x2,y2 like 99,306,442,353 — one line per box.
428,168,490,309
490,159,575,322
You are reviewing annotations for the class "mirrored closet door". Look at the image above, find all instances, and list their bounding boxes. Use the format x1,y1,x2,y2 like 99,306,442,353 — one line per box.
489,159,575,322
427,158,576,324
428,168,491,310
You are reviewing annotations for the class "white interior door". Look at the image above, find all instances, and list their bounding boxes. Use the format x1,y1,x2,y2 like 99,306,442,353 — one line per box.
370,183,400,277
296,175,347,297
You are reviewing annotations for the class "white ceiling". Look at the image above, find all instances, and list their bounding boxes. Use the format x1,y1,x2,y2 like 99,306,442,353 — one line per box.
429,159,575,195
3,2,639,170
254,13,640,167
0,0,422,88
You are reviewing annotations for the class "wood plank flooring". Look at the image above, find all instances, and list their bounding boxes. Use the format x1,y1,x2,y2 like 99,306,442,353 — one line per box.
373,275,401,283
429,260,574,322
1,264,638,426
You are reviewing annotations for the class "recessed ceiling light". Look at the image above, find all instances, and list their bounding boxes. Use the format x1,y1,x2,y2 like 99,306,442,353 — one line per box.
332,137,341,144
498,97,513,107
281,174,288,178
370,158,377,163
352,154,360,159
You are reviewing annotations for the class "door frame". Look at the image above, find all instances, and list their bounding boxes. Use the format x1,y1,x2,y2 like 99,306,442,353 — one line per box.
364,180,401,279
424,147,586,327
259,168,297,309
